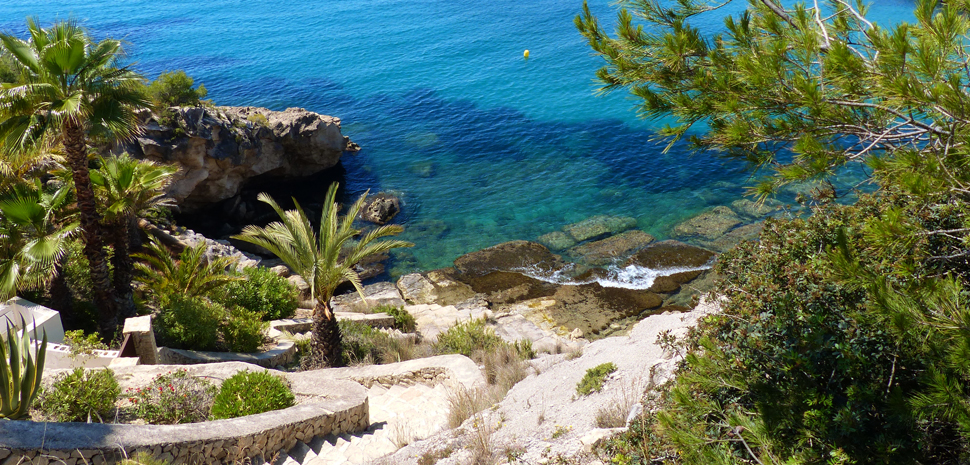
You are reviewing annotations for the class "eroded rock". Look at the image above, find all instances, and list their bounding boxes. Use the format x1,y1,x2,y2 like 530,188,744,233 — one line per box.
562,215,637,242
360,193,401,225
672,206,742,240
625,240,716,269
567,230,655,266
453,241,562,278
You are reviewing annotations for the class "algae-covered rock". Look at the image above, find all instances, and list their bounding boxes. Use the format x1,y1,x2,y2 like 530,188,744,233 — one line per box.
453,241,562,278
567,230,655,266
625,240,716,269
537,231,577,251
672,206,742,240
696,221,765,253
731,199,782,219
562,215,637,242
462,271,559,305
360,193,400,225
547,283,663,337
408,161,437,178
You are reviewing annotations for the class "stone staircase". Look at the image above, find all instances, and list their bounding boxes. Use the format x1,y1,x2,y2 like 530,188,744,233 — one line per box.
272,371,454,464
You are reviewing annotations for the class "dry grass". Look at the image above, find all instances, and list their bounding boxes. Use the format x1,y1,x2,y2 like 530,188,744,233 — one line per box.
417,446,454,465
468,413,496,465
594,377,646,428
390,419,418,448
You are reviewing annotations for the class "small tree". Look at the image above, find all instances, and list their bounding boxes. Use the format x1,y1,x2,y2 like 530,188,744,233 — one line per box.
233,183,412,367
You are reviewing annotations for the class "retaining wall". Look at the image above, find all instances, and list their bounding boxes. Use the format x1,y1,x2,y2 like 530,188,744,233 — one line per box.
0,377,367,464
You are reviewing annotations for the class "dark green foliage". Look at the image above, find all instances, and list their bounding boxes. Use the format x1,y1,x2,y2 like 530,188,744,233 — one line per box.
217,266,298,321
373,304,416,332
576,363,616,396
221,306,267,353
155,295,224,351
210,371,294,419
37,368,119,423
146,70,207,108
126,369,215,424
0,53,18,83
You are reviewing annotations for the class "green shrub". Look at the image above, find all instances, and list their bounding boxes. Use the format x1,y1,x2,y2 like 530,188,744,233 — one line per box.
220,306,267,353
37,368,119,423
433,318,504,358
147,70,207,108
120,452,170,465
210,371,294,419
63,330,107,360
0,54,18,84
576,363,616,396
155,295,225,351
246,113,269,127
373,304,416,332
126,369,215,424
340,321,420,365
217,266,298,321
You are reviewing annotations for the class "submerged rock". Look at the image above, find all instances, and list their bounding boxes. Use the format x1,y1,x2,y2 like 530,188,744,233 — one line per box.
110,106,355,212
562,215,637,242
546,283,663,336
453,241,562,278
731,198,782,219
537,231,577,251
672,206,742,240
567,229,655,266
407,161,437,178
696,221,765,253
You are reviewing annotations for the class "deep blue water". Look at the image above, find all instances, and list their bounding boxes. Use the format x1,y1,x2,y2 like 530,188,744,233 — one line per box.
1,0,916,273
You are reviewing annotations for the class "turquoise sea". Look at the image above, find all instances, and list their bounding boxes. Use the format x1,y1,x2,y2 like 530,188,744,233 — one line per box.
1,0,916,274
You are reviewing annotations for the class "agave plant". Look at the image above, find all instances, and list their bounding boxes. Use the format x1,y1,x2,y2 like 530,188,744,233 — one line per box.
0,316,47,420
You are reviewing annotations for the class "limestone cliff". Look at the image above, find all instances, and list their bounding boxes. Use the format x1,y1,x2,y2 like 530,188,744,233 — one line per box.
111,106,357,212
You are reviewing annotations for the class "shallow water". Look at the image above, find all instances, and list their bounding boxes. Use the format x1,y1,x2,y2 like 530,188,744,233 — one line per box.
2,0,917,277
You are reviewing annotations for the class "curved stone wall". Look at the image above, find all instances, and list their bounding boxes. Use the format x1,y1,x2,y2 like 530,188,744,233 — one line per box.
0,376,367,464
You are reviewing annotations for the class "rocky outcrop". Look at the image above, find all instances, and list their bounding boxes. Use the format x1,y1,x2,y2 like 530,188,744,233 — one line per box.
360,193,401,225
111,106,357,212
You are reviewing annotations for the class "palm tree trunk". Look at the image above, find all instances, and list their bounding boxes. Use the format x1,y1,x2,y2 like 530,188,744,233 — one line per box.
47,264,75,326
311,300,345,367
63,119,120,338
111,216,137,319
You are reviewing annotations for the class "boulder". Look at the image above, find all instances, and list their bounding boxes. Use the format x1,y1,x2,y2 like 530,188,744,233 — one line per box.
567,230,655,266
360,193,401,225
625,240,716,270
453,241,562,278
672,206,742,240
110,106,355,212
562,215,637,242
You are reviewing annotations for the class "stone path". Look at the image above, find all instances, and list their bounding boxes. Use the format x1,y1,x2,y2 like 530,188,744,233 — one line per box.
269,356,479,465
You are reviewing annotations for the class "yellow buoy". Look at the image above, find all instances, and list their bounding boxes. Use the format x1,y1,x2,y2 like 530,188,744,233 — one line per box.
524,49,530,59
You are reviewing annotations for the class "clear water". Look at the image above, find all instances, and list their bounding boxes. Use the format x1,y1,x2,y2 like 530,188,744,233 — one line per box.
1,0,917,273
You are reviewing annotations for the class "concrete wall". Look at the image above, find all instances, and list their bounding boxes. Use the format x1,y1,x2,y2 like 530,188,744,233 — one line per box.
0,297,64,343
0,377,368,464
44,343,120,370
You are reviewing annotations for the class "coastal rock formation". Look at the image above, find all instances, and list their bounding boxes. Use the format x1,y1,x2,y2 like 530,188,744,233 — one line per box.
452,240,563,278
562,215,637,242
672,205,742,240
111,106,357,212
360,193,401,225
566,229,656,266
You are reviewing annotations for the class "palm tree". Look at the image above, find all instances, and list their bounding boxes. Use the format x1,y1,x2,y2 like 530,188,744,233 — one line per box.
233,183,413,367
91,153,177,318
0,19,151,336
0,181,78,301
133,238,240,301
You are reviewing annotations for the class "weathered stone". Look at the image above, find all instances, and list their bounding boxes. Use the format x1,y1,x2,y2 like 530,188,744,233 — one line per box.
397,273,437,304
110,106,354,211
567,230,655,266
360,193,400,225
453,241,562,278
331,281,406,312
625,240,716,269
268,265,291,277
562,215,637,242
671,206,742,240
696,221,764,253
546,283,664,336
537,231,576,251
463,271,559,306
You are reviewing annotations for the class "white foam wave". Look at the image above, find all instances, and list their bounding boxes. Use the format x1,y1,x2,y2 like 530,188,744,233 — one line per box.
516,262,712,290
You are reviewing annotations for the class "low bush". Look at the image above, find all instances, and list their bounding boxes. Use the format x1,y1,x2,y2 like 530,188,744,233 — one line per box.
340,321,422,365
36,368,119,423
220,306,267,353
576,362,616,396
433,318,504,358
217,266,298,321
147,70,208,108
63,329,107,359
372,304,416,332
155,295,225,351
126,369,215,424
210,370,294,419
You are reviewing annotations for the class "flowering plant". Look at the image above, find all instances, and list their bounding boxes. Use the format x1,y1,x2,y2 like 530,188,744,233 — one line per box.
126,369,215,424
